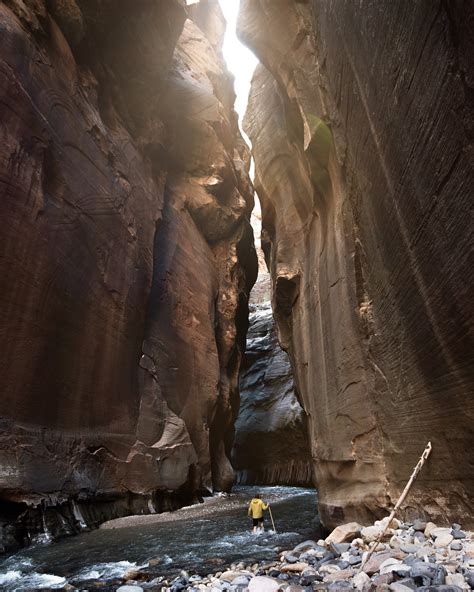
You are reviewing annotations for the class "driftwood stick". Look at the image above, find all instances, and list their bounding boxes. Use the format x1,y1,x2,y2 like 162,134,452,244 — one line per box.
358,441,433,573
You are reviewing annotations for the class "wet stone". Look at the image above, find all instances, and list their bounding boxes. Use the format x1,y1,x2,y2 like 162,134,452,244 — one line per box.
293,540,319,553
401,544,421,554
435,533,454,548
268,570,281,578
445,573,466,587
389,578,418,591
416,587,464,591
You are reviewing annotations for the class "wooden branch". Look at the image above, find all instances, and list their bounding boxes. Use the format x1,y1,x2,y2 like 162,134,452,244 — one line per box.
358,441,433,573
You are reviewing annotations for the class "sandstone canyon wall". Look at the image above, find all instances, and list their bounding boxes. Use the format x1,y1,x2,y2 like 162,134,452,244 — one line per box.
240,0,474,528
0,0,256,551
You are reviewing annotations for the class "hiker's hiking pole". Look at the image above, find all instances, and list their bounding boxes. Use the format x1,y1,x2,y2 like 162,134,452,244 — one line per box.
268,505,276,533
358,441,432,573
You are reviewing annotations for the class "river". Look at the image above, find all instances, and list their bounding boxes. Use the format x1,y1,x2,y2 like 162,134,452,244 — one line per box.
0,486,320,591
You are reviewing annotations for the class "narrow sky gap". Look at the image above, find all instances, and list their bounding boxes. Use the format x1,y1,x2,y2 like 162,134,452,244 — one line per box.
218,1,258,130
217,1,260,219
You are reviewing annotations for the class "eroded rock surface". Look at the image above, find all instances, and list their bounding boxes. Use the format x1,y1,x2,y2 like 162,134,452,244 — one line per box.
0,0,256,550
233,301,312,487
240,0,474,528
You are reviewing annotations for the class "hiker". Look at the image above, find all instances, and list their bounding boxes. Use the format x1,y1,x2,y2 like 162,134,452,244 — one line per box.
247,493,268,533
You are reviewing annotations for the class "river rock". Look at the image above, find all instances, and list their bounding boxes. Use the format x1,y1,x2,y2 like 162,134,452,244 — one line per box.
389,581,417,592
450,542,463,551
232,576,251,586
282,553,299,564
414,520,428,532
293,540,320,553
280,563,308,573
465,542,474,557
451,530,466,540
323,568,355,582
248,576,281,592
220,572,247,582
435,534,454,548
116,587,145,592
401,544,422,554
425,524,439,538
445,574,466,587
416,587,463,592
353,571,371,591
363,551,406,575
325,523,362,544
361,524,389,543
410,562,446,586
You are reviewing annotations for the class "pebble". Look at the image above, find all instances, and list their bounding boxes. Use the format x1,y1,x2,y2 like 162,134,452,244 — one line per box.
293,540,318,553
425,522,438,537
116,587,145,592
248,576,281,592
379,558,402,574
435,533,454,548
231,575,250,586
445,573,466,587
325,522,362,545
352,570,370,590
414,531,427,543
451,529,466,540
450,541,463,551
323,567,355,582
389,579,417,591
416,587,464,591
280,563,308,573
414,519,428,532
401,543,421,554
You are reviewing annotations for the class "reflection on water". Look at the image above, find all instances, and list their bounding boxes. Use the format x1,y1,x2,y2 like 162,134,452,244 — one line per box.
0,486,319,590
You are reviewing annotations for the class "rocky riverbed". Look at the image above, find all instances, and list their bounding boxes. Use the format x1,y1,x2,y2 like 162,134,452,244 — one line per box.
88,517,473,592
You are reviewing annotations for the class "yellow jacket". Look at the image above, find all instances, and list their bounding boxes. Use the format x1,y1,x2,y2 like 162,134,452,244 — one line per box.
248,498,268,519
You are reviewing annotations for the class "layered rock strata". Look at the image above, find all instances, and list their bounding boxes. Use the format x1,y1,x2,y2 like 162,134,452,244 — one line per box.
0,0,256,551
240,0,474,528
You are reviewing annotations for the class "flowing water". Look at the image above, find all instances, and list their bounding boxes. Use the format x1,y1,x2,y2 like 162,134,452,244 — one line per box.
0,486,320,591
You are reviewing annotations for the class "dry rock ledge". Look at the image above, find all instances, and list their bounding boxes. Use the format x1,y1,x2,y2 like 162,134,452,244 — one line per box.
87,518,474,591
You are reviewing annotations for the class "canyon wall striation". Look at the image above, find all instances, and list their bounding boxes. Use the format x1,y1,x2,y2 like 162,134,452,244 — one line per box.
240,0,474,528
0,0,256,551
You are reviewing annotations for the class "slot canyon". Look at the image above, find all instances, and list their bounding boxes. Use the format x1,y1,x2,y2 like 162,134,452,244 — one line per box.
0,0,473,589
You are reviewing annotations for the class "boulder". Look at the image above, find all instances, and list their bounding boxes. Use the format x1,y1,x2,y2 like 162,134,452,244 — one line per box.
326,523,362,544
